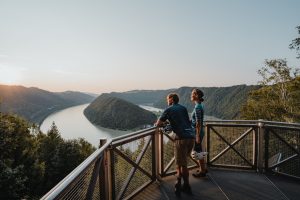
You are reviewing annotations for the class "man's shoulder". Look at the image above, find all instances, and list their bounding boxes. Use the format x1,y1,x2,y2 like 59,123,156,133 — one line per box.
175,103,187,108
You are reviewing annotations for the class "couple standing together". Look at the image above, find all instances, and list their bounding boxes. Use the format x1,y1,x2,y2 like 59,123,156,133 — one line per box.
155,88,207,196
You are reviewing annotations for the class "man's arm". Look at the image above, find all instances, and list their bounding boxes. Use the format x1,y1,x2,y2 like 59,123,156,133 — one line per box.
154,108,168,127
154,119,165,127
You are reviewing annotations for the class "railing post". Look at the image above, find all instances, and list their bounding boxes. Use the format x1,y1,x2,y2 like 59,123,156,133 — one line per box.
253,125,258,170
264,127,269,173
99,139,112,200
154,128,162,180
206,123,210,165
257,120,265,173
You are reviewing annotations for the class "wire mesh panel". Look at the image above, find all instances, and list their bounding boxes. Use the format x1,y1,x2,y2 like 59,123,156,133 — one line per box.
55,158,103,200
162,133,176,175
40,139,112,200
112,135,154,200
265,126,300,178
208,125,256,168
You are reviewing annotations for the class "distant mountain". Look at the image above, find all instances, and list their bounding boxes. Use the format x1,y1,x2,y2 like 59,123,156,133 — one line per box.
84,94,157,130
106,85,260,119
155,85,261,119
108,89,174,105
0,85,95,124
84,92,99,98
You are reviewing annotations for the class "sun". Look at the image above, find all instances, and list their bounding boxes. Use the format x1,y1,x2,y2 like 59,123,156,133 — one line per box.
0,66,21,85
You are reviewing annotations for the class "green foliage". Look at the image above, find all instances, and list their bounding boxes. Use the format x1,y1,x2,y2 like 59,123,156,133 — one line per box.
0,114,44,199
241,60,300,122
0,114,95,199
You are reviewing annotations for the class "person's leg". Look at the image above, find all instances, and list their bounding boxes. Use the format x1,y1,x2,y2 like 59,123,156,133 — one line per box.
181,139,194,194
193,132,208,177
175,165,182,196
192,142,203,176
174,141,183,196
182,166,192,194
182,166,189,184
199,131,207,173
200,158,207,173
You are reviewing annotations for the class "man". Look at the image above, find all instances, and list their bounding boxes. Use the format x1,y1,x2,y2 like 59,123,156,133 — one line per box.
155,93,195,196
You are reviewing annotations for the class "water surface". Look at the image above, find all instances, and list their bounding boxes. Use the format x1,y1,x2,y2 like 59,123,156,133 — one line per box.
40,104,129,147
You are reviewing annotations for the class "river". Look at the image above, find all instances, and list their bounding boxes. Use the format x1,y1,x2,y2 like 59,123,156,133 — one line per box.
40,103,217,147
40,104,134,147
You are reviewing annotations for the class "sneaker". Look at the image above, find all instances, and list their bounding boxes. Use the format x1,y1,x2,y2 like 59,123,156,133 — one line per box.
199,151,208,158
182,184,192,195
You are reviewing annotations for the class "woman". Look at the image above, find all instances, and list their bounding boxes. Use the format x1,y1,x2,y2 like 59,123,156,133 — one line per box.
191,88,208,177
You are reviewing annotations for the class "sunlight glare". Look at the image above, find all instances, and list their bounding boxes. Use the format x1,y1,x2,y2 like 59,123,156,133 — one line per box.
0,66,21,85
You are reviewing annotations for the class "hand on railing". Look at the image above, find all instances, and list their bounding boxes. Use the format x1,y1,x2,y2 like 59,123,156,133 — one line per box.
160,122,173,134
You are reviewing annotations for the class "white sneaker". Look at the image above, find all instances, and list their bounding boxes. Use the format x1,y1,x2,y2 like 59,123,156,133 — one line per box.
199,152,208,159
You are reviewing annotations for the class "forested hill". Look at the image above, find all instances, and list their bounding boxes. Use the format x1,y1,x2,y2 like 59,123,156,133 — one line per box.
84,94,157,130
155,85,260,119
107,85,260,119
0,85,95,124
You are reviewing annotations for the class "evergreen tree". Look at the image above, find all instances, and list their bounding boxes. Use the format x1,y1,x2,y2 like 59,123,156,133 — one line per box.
0,114,44,199
0,114,95,198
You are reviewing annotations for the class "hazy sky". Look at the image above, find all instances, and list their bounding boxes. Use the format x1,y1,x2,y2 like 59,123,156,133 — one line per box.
0,0,299,93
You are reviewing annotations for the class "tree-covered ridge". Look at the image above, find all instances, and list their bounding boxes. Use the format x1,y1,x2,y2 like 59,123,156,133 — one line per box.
0,85,95,124
106,85,259,119
153,85,260,119
0,113,95,199
84,94,157,130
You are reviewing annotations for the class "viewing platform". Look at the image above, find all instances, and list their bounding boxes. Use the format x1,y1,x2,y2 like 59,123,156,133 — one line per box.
41,120,300,200
134,167,299,200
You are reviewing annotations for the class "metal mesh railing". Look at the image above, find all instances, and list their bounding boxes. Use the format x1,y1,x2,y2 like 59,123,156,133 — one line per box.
41,139,112,200
41,120,300,200
265,125,300,178
56,159,101,200
110,128,156,200
207,123,257,169
206,120,300,178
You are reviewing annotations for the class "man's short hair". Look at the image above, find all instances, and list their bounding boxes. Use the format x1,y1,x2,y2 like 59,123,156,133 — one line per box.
167,93,179,104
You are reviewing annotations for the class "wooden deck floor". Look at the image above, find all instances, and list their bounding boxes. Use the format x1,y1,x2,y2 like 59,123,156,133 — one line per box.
133,168,300,200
